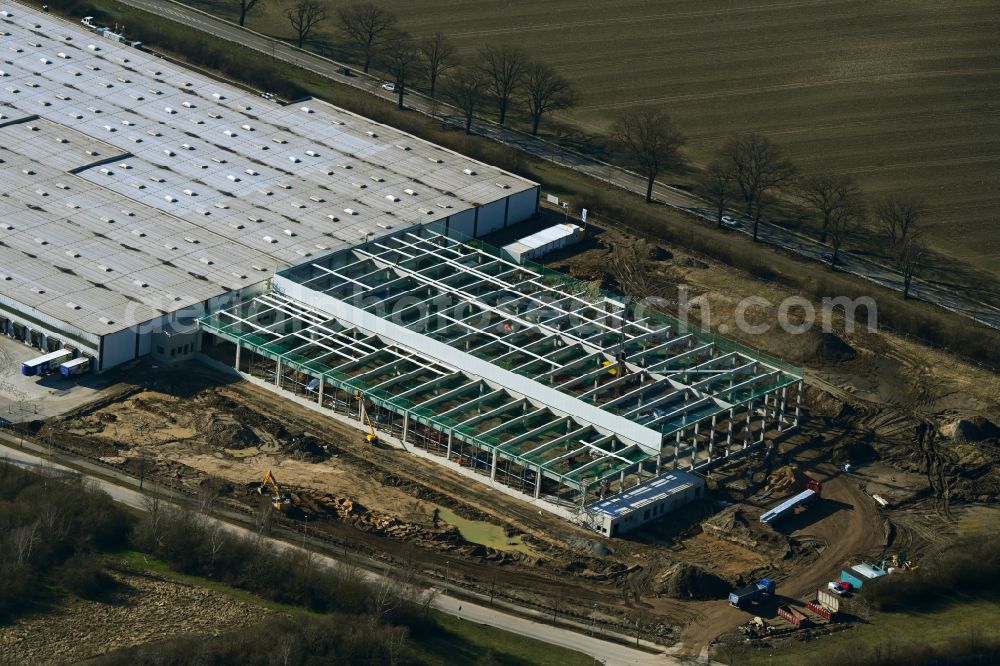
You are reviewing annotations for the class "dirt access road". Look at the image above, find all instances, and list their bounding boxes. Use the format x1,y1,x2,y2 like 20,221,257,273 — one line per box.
674,439,885,651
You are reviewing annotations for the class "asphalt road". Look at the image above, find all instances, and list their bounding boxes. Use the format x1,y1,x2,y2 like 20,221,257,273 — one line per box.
68,0,1000,330
0,434,686,665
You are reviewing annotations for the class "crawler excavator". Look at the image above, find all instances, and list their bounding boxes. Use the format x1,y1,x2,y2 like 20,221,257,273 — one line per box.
353,391,379,445
257,469,292,512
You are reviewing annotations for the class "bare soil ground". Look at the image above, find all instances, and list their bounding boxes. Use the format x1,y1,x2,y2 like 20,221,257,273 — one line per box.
26,226,1000,655
0,566,266,665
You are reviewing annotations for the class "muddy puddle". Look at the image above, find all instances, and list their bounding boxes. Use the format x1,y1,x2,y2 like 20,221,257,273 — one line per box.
435,506,539,557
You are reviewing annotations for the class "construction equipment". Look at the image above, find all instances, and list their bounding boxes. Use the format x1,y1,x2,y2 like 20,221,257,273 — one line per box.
353,391,379,445
729,578,775,608
257,469,292,512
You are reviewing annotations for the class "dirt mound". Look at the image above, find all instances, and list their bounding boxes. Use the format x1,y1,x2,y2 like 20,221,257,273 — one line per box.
764,465,799,496
205,416,260,449
814,333,857,363
649,245,673,261
702,506,789,558
661,562,730,600
831,439,877,465
567,536,613,557
942,417,1000,443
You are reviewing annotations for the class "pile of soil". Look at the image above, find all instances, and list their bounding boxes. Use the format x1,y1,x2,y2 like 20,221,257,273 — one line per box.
814,333,857,363
661,562,729,600
831,439,877,465
702,506,789,558
942,417,1000,443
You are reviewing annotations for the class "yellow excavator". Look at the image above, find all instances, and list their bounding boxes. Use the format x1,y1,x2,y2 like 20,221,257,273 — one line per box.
353,391,379,445
257,469,292,512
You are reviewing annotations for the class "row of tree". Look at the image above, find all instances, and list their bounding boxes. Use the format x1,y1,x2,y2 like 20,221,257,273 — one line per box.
237,1,927,295
610,108,930,296
241,1,577,135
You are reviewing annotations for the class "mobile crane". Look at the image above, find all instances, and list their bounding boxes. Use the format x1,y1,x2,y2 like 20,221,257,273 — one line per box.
353,391,379,445
257,469,292,512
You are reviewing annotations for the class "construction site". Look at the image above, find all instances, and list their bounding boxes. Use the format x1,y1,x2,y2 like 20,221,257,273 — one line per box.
3,3,1000,660
198,224,803,532
8,209,996,654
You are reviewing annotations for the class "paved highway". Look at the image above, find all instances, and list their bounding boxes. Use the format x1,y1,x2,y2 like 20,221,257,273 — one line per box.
0,434,688,665
53,0,1000,330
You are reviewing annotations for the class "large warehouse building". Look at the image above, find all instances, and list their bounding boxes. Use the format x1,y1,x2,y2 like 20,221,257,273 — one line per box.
2,4,804,531
201,226,803,527
0,4,538,371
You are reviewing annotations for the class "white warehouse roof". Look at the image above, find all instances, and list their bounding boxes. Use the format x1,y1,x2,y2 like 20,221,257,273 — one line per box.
0,3,537,339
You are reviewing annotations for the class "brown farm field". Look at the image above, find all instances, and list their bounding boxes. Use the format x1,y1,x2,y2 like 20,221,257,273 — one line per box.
195,0,999,276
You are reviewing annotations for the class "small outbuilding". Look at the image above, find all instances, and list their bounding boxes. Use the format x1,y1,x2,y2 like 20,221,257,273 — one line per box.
840,562,888,589
587,470,704,537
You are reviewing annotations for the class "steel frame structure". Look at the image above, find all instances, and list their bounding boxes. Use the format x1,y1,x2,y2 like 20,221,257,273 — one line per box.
200,226,803,510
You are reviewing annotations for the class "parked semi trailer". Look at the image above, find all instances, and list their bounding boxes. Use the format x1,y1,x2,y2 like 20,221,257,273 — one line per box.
729,578,775,608
59,357,90,377
21,349,73,377
760,479,822,524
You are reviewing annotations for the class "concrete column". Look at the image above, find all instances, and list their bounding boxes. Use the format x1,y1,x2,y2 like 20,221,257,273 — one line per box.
726,407,735,452
778,386,788,431
708,414,717,462
743,399,753,448
318,379,324,406
401,413,409,444
446,431,453,460
691,422,700,470
275,359,282,388
674,430,682,469
491,451,498,481
655,452,662,475
794,380,803,426
759,400,767,442
534,466,542,499
234,343,241,372
619,470,626,492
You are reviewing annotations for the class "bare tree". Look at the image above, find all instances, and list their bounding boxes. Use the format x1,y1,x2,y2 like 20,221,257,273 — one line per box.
875,193,924,246
700,160,736,227
521,59,576,135
236,0,264,27
799,173,860,244
827,201,865,269
337,2,397,74
382,31,421,110
419,32,457,99
893,233,928,299
208,521,227,571
285,0,327,49
612,107,687,203
479,45,527,125
720,133,797,241
442,68,486,134
135,453,154,490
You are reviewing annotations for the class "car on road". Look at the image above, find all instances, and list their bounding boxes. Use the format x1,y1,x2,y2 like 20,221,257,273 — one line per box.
720,215,741,229
381,82,395,92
